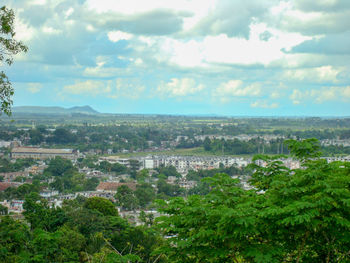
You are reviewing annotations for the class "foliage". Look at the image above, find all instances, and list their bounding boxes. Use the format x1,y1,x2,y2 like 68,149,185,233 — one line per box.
156,139,350,262
0,157,36,173
0,195,165,262
44,156,75,177
157,165,181,178
0,6,28,116
47,127,77,144
115,185,139,211
156,178,183,198
134,183,156,208
3,183,40,200
285,138,321,160
84,196,118,216
0,203,7,215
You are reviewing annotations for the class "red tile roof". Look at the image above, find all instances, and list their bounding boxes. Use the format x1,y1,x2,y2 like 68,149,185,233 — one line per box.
0,182,18,191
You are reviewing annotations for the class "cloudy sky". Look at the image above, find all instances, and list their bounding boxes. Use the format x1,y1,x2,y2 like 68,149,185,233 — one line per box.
2,0,350,116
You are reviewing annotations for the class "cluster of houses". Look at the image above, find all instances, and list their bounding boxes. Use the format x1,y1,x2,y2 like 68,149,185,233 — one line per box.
194,134,287,142
1,137,350,217
320,139,350,147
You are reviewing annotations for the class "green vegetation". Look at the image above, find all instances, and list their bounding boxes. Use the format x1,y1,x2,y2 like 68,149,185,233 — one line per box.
1,139,350,262
1,195,164,262
0,6,28,116
0,157,36,173
156,139,350,262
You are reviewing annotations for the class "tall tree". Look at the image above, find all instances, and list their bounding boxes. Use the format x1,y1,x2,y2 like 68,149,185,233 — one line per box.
156,139,350,262
0,6,28,115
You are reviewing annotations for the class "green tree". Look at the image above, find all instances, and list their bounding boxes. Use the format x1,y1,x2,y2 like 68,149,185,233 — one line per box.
0,216,31,262
44,156,75,177
156,139,350,262
84,197,118,216
134,183,156,208
0,6,28,116
0,203,7,215
84,177,99,191
23,192,67,231
115,185,139,211
29,129,44,145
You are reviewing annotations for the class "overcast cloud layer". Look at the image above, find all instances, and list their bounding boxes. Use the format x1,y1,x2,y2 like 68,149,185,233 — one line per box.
2,0,350,116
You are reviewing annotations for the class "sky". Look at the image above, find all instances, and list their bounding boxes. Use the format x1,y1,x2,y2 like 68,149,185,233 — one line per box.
2,0,350,116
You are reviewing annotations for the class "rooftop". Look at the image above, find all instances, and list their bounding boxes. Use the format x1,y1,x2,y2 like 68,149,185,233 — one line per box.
12,147,74,154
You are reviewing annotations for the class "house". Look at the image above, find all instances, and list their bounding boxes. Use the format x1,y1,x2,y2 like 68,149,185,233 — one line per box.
0,182,21,191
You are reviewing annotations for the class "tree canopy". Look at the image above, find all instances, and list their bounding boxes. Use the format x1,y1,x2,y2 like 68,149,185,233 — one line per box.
0,6,28,115
156,139,350,262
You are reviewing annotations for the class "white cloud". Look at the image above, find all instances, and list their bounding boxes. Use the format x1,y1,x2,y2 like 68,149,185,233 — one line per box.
108,31,133,42
290,86,350,104
63,80,111,96
86,0,210,15
136,22,311,68
108,79,145,99
214,80,261,102
27,83,42,93
251,100,279,109
42,26,62,35
270,91,281,99
14,17,35,42
290,89,304,104
156,78,204,97
283,66,341,83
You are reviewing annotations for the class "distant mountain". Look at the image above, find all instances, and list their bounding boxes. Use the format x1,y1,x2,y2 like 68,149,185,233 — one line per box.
12,105,99,115
67,106,99,114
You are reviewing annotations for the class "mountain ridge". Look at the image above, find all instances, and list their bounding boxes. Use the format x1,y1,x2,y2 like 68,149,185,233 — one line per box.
12,105,99,115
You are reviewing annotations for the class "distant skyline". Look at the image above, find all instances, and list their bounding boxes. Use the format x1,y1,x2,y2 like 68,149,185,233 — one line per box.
3,0,350,116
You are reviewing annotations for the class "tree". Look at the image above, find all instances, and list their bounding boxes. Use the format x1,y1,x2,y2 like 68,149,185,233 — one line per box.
29,129,44,145
0,203,7,215
44,156,75,177
0,6,28,116
135,183,156,208
115,185,139,211
0,216,31,262
48,128,77,144
156,139,350,262
84,197,118,217
23,192,67,231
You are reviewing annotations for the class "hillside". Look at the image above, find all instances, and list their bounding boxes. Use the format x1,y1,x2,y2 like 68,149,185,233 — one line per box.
12,105,99,115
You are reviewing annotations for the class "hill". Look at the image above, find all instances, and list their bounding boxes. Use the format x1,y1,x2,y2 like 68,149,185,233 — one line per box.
12,105,99,115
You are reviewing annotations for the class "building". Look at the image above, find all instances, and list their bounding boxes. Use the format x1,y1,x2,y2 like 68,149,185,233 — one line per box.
11,147,77,160
99,156,131,167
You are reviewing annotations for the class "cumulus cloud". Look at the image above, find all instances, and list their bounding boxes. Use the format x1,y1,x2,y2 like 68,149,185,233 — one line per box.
188,0,278,38
290,89,305,104
283,66,341,83
27,83,43,93
294,0,350,13
87,9,191,36
275,2,350,35
290,86,350,104
107,31,133,42
214,80,261,102
63,80,111,96
291,33,350,55
108,79,145,99
251,100,279,109
156,78,204,98
61,78,145,99
3,0,350,115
